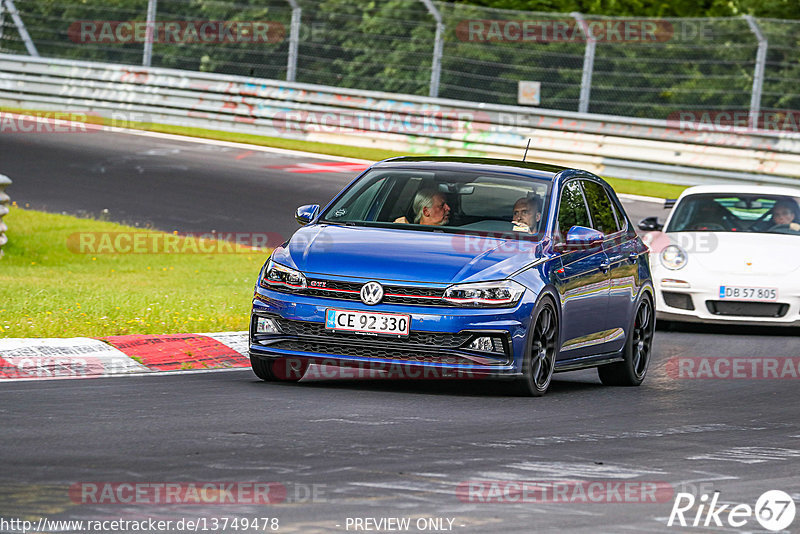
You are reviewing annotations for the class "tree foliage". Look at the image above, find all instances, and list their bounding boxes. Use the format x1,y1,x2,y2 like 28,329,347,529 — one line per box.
1,0,798,119
455,0,799,19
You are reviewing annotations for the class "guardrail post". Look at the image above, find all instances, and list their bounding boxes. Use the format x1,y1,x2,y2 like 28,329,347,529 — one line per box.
2,0,39,56
572,12,595,114
286,0,301,82
419,0,444,98
142,0,157,67
0,2,6,43
744,15,767,131
0,174,11,259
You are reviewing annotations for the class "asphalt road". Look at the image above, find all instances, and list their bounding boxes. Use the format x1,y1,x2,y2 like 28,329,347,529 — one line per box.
0,129,358,240
1,129,798,533
1,338,799,533
0,127,663,239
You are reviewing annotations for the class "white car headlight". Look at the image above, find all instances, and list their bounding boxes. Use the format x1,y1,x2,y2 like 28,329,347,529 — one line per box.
443,280,525,307
660,245,688,270
262,259,307,289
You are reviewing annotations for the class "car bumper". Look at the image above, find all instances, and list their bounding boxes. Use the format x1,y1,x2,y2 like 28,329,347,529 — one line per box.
653,275,800,327
249,287,535,377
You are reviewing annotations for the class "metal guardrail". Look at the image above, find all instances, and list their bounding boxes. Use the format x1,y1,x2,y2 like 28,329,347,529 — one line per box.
4,1,800,120
0,174,11,258
0,53,798,188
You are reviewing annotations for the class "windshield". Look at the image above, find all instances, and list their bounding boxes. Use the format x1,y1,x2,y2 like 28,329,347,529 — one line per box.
320,169,552,238
665,193,800,235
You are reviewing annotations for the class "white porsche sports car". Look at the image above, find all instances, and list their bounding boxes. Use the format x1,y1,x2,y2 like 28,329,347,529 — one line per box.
639,185,800,326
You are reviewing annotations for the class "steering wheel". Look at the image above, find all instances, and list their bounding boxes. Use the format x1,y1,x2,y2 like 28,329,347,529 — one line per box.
767,223,800,233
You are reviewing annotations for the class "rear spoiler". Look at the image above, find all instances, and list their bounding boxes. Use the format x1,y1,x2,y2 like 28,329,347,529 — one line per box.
664,199,676,209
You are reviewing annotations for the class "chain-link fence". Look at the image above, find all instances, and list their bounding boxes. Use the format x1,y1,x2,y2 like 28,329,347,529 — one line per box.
1,0,798,120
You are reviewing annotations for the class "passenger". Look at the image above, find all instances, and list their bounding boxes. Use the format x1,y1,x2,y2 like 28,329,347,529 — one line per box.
688,199,730,231
512,196,542,232
394,188,451,226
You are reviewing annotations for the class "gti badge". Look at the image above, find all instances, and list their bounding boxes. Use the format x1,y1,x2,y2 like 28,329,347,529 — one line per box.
360,281,384,305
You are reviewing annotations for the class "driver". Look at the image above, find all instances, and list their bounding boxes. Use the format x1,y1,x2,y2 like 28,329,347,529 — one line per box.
765,199,800,231
512,196,542,232
394,188,451,226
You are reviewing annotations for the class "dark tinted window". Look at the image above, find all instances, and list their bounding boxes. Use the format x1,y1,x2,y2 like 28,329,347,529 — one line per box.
608,197,626,231
582,180,620,235
557,181,590,237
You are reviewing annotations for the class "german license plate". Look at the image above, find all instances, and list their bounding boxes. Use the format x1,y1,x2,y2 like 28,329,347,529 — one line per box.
719,286,778,301
325,309,410,336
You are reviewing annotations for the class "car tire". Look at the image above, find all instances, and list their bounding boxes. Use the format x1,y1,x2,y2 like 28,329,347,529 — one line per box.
250,356,308,382
597,294,654,386
513,297,559,397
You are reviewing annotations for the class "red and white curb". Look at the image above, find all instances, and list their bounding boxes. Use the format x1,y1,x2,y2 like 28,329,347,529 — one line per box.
266,161,371,174
0,332,250,380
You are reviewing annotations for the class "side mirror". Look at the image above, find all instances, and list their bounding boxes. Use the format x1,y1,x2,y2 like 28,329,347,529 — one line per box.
638,216,663,231
555,226,604,252
295,204,319,225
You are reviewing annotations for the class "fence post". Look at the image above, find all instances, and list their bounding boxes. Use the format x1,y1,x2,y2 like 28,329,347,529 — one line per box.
286,0,301,82
572,12,595,114
0,2,5,44
142,0,157,67
2,0,39,56
419,0,444,98
743,15,767,130
0,174,11,259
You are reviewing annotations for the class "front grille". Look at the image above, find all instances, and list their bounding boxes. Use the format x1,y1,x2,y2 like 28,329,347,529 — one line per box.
274,317,471,348
253,316,510,366
706,301,789,318
662,291,695,310
262,278,452,306
267,340,470,365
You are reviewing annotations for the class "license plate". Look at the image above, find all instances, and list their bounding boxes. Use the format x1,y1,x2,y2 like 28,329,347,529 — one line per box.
325,309,410,336
719,286,778,301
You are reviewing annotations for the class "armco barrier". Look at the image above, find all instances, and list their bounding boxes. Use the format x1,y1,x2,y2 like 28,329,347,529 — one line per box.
1,53,799,187
0,174,11,259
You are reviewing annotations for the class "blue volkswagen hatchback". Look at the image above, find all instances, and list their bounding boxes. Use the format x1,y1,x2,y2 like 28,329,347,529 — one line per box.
250,157,654,396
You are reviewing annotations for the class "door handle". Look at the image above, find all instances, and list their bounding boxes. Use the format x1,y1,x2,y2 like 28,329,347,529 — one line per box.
599,260,610,272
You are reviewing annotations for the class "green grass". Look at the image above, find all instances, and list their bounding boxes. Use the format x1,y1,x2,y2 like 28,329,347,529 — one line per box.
0,107,404,162
602,176,686,200
0,208,266,338
145,123,407,162
1,107,687,199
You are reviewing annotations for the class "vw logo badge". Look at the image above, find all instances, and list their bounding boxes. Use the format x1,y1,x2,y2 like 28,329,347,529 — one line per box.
360,281,384,305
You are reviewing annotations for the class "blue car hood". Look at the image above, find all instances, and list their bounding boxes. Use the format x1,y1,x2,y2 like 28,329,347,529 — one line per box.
273,225,542,284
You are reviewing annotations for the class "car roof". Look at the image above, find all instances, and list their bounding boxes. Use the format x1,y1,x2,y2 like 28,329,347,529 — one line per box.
371,156,572,181
677,184,800,199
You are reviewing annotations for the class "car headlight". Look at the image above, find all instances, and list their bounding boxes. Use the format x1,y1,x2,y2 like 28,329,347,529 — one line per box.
660,245,687,270
443,280,525,307
262,259,307,290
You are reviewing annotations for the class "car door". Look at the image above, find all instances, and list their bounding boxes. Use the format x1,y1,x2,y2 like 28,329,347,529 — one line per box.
553,180,611,359
583,179,635,353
